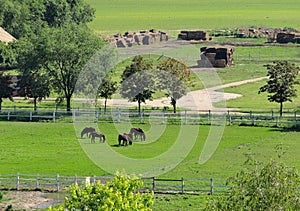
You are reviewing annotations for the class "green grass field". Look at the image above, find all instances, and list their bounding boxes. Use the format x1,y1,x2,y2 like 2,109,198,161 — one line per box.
1,122,299,179
86,0,300,33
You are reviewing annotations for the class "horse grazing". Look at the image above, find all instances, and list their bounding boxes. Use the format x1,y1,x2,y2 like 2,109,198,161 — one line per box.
129,128,146,141
90,131,106,143
81,127,96,138
118,133,133,146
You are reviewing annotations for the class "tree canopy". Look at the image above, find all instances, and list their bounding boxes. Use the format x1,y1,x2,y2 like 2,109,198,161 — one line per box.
259,60,299,117
0,0,95,39
120,56,155,114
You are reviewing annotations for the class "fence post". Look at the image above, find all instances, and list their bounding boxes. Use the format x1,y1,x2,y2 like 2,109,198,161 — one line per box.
53,111,56,122
93,175,97,186
96,111,99,122
16,173,20,190
74,175,77,184
139,110,143,124
210,178,213,195
294,111,297,121
7,111,10,120
208,110,211,123
162,112,165,124
152,177,156,192
36,174,39,189
29,110,32,121
14,106,16,113
181,177,184,193
227,110,231,125
117,109,121,123
184,110,187,125
56,174,59,191
276,116,279,127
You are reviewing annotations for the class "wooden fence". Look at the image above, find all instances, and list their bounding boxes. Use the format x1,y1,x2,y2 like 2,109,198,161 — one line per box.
0,107,300,127
0,174,227,194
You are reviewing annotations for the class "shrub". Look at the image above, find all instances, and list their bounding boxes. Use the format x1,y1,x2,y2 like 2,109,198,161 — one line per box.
204,160,300,210
49,173,154,211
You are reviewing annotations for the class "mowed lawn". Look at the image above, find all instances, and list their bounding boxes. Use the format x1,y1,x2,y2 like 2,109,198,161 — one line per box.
0,122,299,180
86,0,300,32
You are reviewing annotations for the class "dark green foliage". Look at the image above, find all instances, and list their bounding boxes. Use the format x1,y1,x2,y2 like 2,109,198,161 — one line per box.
0,0,95,39
0,71,13,110
204,160,300,210
120,56,155,114
259,61,300,117
97,76,118,112
157,58,192,113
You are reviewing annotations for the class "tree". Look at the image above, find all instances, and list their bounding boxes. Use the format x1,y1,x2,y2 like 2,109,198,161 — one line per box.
0,71,13,110
0,0,95,39
49,173,154,211
120,56,155,114
259,61,300,117
18,71,50,111
19,24,104,111
97,76,118,113
157,58,192,113
204,159,300,210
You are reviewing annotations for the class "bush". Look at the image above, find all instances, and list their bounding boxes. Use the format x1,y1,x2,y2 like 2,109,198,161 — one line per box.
49,173,154,211
204,160,300,210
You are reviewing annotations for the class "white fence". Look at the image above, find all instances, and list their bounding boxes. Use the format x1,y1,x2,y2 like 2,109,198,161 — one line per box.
0,107,300,127
0,174,227,194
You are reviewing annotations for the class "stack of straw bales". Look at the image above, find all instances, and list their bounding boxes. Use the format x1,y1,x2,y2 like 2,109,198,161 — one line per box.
197,46,234,68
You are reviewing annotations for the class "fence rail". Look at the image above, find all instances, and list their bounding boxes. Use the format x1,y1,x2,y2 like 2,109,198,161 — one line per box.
0,107,300,127
0,174,227,194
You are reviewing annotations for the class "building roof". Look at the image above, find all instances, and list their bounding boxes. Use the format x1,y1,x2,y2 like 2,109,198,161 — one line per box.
0,27,16,43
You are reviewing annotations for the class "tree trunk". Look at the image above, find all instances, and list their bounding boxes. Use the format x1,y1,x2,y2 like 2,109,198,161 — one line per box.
34,97,37,112
138,99,141,114
279,101,283,117
171,97,177,113
66,96,71,112
104,98,107,113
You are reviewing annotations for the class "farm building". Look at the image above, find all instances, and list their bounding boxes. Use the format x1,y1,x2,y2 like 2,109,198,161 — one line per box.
177,30,212,41
0,27,16,44
197,46,234,68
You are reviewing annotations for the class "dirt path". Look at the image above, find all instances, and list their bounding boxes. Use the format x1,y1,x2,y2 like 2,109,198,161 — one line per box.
105,76,267,111
0,191,57,210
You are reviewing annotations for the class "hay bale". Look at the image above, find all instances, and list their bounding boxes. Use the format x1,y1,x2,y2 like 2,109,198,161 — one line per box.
214,59,227,68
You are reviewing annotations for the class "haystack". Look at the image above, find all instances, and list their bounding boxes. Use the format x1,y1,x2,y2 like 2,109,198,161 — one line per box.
197,46,234,68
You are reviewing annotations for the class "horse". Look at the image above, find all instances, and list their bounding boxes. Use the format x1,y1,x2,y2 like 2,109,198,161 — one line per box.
90,131,106,143
118,133,133,146
129,128,146,141
81,127,96,138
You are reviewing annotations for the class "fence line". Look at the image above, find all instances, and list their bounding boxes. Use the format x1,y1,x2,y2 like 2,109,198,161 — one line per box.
0,107,299,127
0,174,226,194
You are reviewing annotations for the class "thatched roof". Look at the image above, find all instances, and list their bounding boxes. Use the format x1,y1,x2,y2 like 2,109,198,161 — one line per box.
0,27,16,43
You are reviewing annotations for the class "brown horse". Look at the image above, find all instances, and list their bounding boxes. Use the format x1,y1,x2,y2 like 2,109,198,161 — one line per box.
81,127,96,138
90,131,106,143
129,128,146,141
118,133,133,146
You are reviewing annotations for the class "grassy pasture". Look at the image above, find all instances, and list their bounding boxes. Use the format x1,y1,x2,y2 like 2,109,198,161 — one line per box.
86,0,300,33
1,122,299,180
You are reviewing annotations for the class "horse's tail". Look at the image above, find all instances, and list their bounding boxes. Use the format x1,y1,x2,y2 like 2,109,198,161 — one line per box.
142,133,146,141
103,134,106,142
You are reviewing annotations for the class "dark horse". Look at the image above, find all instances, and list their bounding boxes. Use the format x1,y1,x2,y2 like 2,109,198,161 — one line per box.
90,131,106,143
81,127,96,138
118,133,133,146
129,128,146,141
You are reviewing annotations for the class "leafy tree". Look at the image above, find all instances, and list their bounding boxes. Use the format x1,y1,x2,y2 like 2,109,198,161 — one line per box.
97,76,118,113
0,0,95,39
0,71,13,110
157,58,192,113
259,61,300,117
49,173,154,211
204,159,300,210
0,42,17,71
120,56,155,114
18,71,50,111
18,24,104,111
